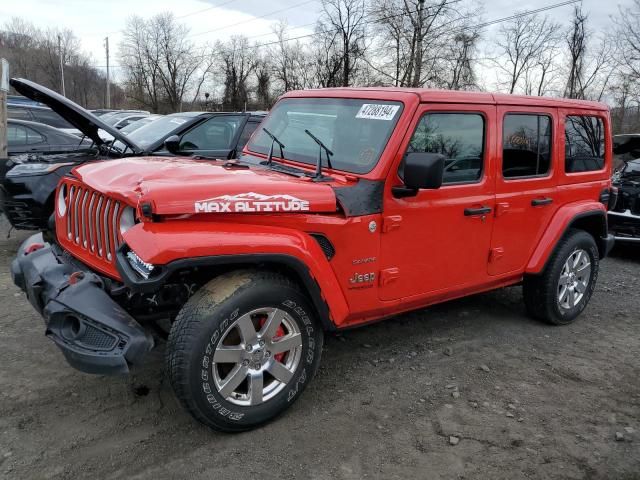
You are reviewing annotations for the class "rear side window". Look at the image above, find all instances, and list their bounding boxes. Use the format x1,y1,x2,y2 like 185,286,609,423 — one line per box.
26,127,45,144
407,113,485,184
8,125,27,146
565,116,605,172
31,109,74,129
502,114,552,178
7,107,33,121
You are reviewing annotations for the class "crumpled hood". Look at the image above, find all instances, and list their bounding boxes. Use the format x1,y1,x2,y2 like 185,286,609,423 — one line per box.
72,157,339,215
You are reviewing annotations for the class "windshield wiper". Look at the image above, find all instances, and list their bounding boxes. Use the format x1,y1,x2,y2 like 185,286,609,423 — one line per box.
262,128,285,165
304,129,333,179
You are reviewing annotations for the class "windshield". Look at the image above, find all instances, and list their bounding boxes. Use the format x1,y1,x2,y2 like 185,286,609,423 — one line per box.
246,98,403,174
120,116,157,135
114,115,190,150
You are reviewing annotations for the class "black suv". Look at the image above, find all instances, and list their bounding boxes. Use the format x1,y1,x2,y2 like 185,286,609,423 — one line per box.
1,78,265,231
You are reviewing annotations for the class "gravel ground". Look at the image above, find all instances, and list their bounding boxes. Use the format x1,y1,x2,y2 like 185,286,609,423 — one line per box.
0,215,639,480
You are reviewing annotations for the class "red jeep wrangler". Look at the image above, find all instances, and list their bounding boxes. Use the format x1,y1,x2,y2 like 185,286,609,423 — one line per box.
12,88,615,431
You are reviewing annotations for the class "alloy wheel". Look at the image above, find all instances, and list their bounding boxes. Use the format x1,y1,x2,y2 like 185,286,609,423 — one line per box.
557,248,591,310
212,307,302,406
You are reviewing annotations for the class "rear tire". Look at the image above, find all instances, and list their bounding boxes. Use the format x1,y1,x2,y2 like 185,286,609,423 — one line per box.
523,229,599,325
166,270,323,432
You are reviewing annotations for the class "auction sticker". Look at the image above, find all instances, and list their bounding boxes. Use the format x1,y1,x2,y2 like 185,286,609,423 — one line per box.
356,104,400,121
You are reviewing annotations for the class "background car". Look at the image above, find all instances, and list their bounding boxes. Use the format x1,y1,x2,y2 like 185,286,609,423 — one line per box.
113,111,265,159
119,115,163,135
89,109,118,117
2,78,266,232
609,158,640,243
1,78,145,231
103,111,150,129
7,119,93,156
7,103,81,136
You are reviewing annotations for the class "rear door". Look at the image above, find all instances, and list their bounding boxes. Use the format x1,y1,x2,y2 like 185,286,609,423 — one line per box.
489,106,559,275
378,103,497,301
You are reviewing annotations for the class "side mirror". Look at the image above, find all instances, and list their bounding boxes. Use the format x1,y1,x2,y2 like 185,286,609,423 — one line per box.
164,135,180,154
394,152,445,197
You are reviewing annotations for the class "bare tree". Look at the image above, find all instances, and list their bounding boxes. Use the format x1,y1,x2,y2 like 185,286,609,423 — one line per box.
443,32,480,90
270,22,317,92
316,0,366,87
119,13,213,112
218,36,258,111
494,14,561,94
565,6,587,98
368,0,481,88
0,17,121,108
615,0,640,81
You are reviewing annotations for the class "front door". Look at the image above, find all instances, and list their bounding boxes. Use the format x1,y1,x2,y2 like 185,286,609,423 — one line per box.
178,115,249,159
378,103,497,301
488,107,559,276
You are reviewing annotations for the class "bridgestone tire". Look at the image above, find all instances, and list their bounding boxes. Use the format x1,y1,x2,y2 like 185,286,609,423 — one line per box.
523,229,599,325
166,270,324,432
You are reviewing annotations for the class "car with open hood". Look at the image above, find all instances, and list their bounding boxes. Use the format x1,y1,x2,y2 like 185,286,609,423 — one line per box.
1,78,143,231
12,88,615,432
1,78,264,231
609,156,640,243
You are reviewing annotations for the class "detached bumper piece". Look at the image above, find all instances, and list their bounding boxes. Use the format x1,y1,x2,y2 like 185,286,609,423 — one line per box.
11,234,154,374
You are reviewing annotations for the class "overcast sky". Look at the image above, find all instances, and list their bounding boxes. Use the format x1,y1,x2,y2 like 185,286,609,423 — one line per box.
0,0,631,80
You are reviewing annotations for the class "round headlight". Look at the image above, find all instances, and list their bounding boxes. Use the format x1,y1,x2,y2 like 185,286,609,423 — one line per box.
119,206,136,235
57,184,67,217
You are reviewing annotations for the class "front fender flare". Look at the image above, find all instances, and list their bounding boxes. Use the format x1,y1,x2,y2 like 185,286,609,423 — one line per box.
526,202,609,274
119,221,349,330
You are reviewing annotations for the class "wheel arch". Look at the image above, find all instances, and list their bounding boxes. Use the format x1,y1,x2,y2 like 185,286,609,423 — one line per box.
117,224,350,331
526,204,610,274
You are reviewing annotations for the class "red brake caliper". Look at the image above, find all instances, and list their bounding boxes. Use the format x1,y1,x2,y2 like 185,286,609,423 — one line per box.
259,317,286,362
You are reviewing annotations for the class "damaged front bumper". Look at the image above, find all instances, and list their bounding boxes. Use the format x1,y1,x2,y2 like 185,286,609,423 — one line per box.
11,234,154,375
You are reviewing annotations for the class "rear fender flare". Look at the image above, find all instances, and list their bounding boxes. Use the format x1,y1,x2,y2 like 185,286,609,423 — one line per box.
526,202,607,274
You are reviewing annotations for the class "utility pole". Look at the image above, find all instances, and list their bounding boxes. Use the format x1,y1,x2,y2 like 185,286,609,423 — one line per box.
57,34,66,96
0,59,9,162
104,36,111,109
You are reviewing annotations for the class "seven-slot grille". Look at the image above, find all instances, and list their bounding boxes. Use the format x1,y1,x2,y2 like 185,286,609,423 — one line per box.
61,181,125,263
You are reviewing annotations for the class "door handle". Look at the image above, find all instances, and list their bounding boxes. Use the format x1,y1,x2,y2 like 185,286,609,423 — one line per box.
531,197,553,207
464,206,492,216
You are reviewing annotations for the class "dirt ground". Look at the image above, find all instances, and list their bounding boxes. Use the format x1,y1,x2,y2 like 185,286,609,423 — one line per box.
0,215,638,480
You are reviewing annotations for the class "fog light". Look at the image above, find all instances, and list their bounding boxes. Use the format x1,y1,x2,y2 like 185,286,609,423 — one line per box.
126,250,155,279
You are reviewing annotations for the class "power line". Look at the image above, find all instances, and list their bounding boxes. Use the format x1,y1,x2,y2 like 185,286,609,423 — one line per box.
92,0,580,70
242,0,580,51
189,0,318,38
176,0,239,19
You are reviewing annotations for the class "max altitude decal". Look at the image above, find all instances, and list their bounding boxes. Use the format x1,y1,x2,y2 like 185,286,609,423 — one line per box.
195,192,311,213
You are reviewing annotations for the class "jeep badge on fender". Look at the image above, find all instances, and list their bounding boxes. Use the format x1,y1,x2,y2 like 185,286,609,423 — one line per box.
13,86,615,432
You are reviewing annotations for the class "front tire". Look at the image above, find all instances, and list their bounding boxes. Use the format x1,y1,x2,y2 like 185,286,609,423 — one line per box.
523,229,599,325
166,270,324,432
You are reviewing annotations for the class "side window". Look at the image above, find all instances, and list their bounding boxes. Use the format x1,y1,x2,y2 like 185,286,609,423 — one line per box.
502,114,552,178
406,113,485,184
31,109,73,129
180,115,244,151
565,115,605,173
7,107,33,121
7,125,27,146
26,127,45,144
237,121,259,152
